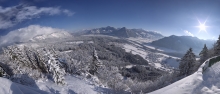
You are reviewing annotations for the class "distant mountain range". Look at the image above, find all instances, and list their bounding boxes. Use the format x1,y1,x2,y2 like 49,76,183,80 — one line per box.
74,26,216,55
151,35,215,55
74,26,164,40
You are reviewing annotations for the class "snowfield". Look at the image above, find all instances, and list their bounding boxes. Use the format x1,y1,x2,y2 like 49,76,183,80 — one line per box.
0,77,46,94
128,37,155,43
0,75,116,94
123,44,147,58
36,75,99,94
150,58,220,94
123,43,180,71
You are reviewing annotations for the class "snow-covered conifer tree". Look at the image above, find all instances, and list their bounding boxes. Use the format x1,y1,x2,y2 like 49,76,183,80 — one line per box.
88,48,102,75
214,35,220,55
199,44,208,64
179,48,196,76
46,48,66,85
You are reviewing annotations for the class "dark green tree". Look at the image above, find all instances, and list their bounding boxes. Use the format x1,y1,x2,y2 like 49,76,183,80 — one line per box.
199,44,208,64
89,48,102,75
214,35,220,55
179,48,196,76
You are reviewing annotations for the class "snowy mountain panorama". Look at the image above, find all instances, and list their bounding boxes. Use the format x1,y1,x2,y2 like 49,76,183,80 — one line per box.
0,24,219,94
0,0,219,94
0,25,180,94
0,24,217,94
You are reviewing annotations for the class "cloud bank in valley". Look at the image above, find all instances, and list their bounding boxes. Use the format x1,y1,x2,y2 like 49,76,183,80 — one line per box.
0,25,71,46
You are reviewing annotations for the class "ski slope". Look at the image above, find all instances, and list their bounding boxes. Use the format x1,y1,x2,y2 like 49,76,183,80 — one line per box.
150,58,220,94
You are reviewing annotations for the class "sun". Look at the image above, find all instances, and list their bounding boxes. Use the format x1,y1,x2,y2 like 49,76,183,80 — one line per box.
198,23,206,32
196,20,208,32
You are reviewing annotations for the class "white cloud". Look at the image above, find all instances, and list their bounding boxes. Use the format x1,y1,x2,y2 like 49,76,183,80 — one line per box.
0,4,74,29
0,25,71,45
63,9,75,16
184,30,194,37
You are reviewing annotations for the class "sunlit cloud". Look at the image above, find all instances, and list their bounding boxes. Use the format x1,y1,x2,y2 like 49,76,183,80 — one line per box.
184,30,194,37
0,4,74,29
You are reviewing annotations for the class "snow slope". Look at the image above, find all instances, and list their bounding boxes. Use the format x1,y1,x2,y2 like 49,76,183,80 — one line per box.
150,58,220,94
0,77,46,94
36,75,99,94
0,75,117,94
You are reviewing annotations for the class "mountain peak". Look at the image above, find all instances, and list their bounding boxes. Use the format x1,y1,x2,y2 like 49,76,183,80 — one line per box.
121,27,127,30
75,26,164,40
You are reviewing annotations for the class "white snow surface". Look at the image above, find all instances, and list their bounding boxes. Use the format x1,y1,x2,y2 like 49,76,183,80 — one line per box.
0,75,114,94
66,41,84,44
150,58,220,94
36,75,99,94
123,44,147,58
0,77,46,94
128,37,154,43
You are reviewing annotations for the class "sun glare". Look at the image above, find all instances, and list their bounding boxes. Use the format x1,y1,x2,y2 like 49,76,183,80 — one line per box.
199,23,206,32
197,20,208,32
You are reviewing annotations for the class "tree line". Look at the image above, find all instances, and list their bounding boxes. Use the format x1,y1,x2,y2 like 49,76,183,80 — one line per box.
179,35,220,76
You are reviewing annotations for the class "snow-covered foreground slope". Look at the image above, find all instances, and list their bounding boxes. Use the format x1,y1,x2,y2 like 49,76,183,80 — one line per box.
36,75,99,94
0,75,117,94
150,58,220,94
0,77,46,94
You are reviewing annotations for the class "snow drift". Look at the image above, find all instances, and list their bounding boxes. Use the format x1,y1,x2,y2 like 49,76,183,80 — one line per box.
149,57,220,94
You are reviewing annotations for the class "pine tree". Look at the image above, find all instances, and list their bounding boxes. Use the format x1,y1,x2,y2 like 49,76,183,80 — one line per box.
199,44,208,64
88,48,102,75
179,48,196,76
46,48,66,85
214,35,220,55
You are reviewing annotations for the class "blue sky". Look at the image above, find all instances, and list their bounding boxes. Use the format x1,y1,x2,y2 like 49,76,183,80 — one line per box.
0,0,220,40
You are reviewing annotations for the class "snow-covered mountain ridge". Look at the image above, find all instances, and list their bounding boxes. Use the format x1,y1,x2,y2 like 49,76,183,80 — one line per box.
31,31,72,41
74,26,164,41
